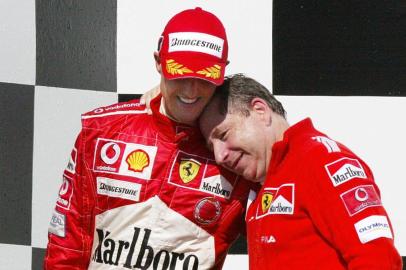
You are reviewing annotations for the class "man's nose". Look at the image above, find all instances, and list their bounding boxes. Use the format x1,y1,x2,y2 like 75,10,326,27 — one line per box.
183,79,201,96
213,141,229,165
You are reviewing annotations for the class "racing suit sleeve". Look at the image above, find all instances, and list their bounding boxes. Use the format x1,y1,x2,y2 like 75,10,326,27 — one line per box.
305,151,402,269
44,131,94,269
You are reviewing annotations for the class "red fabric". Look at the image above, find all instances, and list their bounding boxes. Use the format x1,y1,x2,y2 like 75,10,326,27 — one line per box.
247,118,402,270
159,7,228,85
44,95,252,269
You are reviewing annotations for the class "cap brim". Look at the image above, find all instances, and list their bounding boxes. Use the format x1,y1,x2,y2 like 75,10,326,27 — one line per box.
160,53,226,86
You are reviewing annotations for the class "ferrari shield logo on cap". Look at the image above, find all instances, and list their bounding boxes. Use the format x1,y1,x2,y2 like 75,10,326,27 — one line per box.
261,192,274,213
179,159,201,184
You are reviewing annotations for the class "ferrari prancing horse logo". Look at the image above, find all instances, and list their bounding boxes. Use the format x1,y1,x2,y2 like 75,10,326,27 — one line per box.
261,192,274,213
179,159,201,184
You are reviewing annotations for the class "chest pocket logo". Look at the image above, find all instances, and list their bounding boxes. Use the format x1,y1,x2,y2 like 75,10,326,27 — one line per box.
93,138,157,180
168,151,236,199
127,149,150,173
256,184,295,218
179,159,201,184
261,192,274,213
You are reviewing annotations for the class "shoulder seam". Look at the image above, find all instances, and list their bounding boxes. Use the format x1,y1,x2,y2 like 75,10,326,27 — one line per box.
82,109,148,119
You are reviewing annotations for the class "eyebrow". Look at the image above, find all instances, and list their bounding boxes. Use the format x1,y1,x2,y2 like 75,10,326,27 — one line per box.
211,126,223,140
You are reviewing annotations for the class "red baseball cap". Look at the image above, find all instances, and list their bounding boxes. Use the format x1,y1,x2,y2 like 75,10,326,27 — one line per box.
158,7,229,85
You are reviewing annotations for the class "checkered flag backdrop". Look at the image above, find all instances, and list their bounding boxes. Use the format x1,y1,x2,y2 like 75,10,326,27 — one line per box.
0,0,405,269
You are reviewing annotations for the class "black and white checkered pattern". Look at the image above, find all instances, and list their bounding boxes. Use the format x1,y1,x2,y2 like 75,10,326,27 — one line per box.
0,1,405,269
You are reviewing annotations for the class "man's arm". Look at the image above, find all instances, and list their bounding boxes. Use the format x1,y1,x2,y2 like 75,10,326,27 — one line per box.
306,150,402,269
44,131,94,269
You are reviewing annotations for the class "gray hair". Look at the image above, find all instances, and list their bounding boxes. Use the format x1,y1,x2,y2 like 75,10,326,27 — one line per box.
214,74,286,118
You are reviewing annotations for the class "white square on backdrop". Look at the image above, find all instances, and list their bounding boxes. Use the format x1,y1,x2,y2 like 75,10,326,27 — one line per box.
0,0,36,85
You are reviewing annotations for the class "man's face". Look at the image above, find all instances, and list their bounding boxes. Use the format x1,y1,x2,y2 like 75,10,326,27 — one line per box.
199,98,269,182
160,76,216,126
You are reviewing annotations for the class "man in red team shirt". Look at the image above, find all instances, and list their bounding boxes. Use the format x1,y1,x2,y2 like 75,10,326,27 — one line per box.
199,74,402,269
44,8,254,269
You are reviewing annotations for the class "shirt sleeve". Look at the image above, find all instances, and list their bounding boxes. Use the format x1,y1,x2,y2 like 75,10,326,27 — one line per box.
304,149,402,269
43,131,94,269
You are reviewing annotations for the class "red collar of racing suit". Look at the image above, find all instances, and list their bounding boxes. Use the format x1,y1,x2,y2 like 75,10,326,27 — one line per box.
267,117,316,177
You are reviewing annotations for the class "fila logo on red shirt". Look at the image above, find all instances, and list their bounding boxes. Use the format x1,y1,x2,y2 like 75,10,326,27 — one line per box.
325,157,367,187
340,185,382,216
260,235,276,244
93,138,157,180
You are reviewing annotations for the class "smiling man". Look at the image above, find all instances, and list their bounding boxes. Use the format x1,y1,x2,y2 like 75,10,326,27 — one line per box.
199,73,402,269
44,8,254,270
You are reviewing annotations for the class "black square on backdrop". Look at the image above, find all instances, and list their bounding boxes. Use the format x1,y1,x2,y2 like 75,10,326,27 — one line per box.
118,94,142,102
228,235,247,254
0,82,34,245
273,0,406,96
36,0,117,92
32,247,46,270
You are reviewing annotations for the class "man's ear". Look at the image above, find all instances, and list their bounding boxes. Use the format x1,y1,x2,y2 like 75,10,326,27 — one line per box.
154,52,162,74
250,98,269,114
250,98,272,123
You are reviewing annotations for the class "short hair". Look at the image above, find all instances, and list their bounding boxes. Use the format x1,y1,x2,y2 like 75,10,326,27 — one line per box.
214,73,286,118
